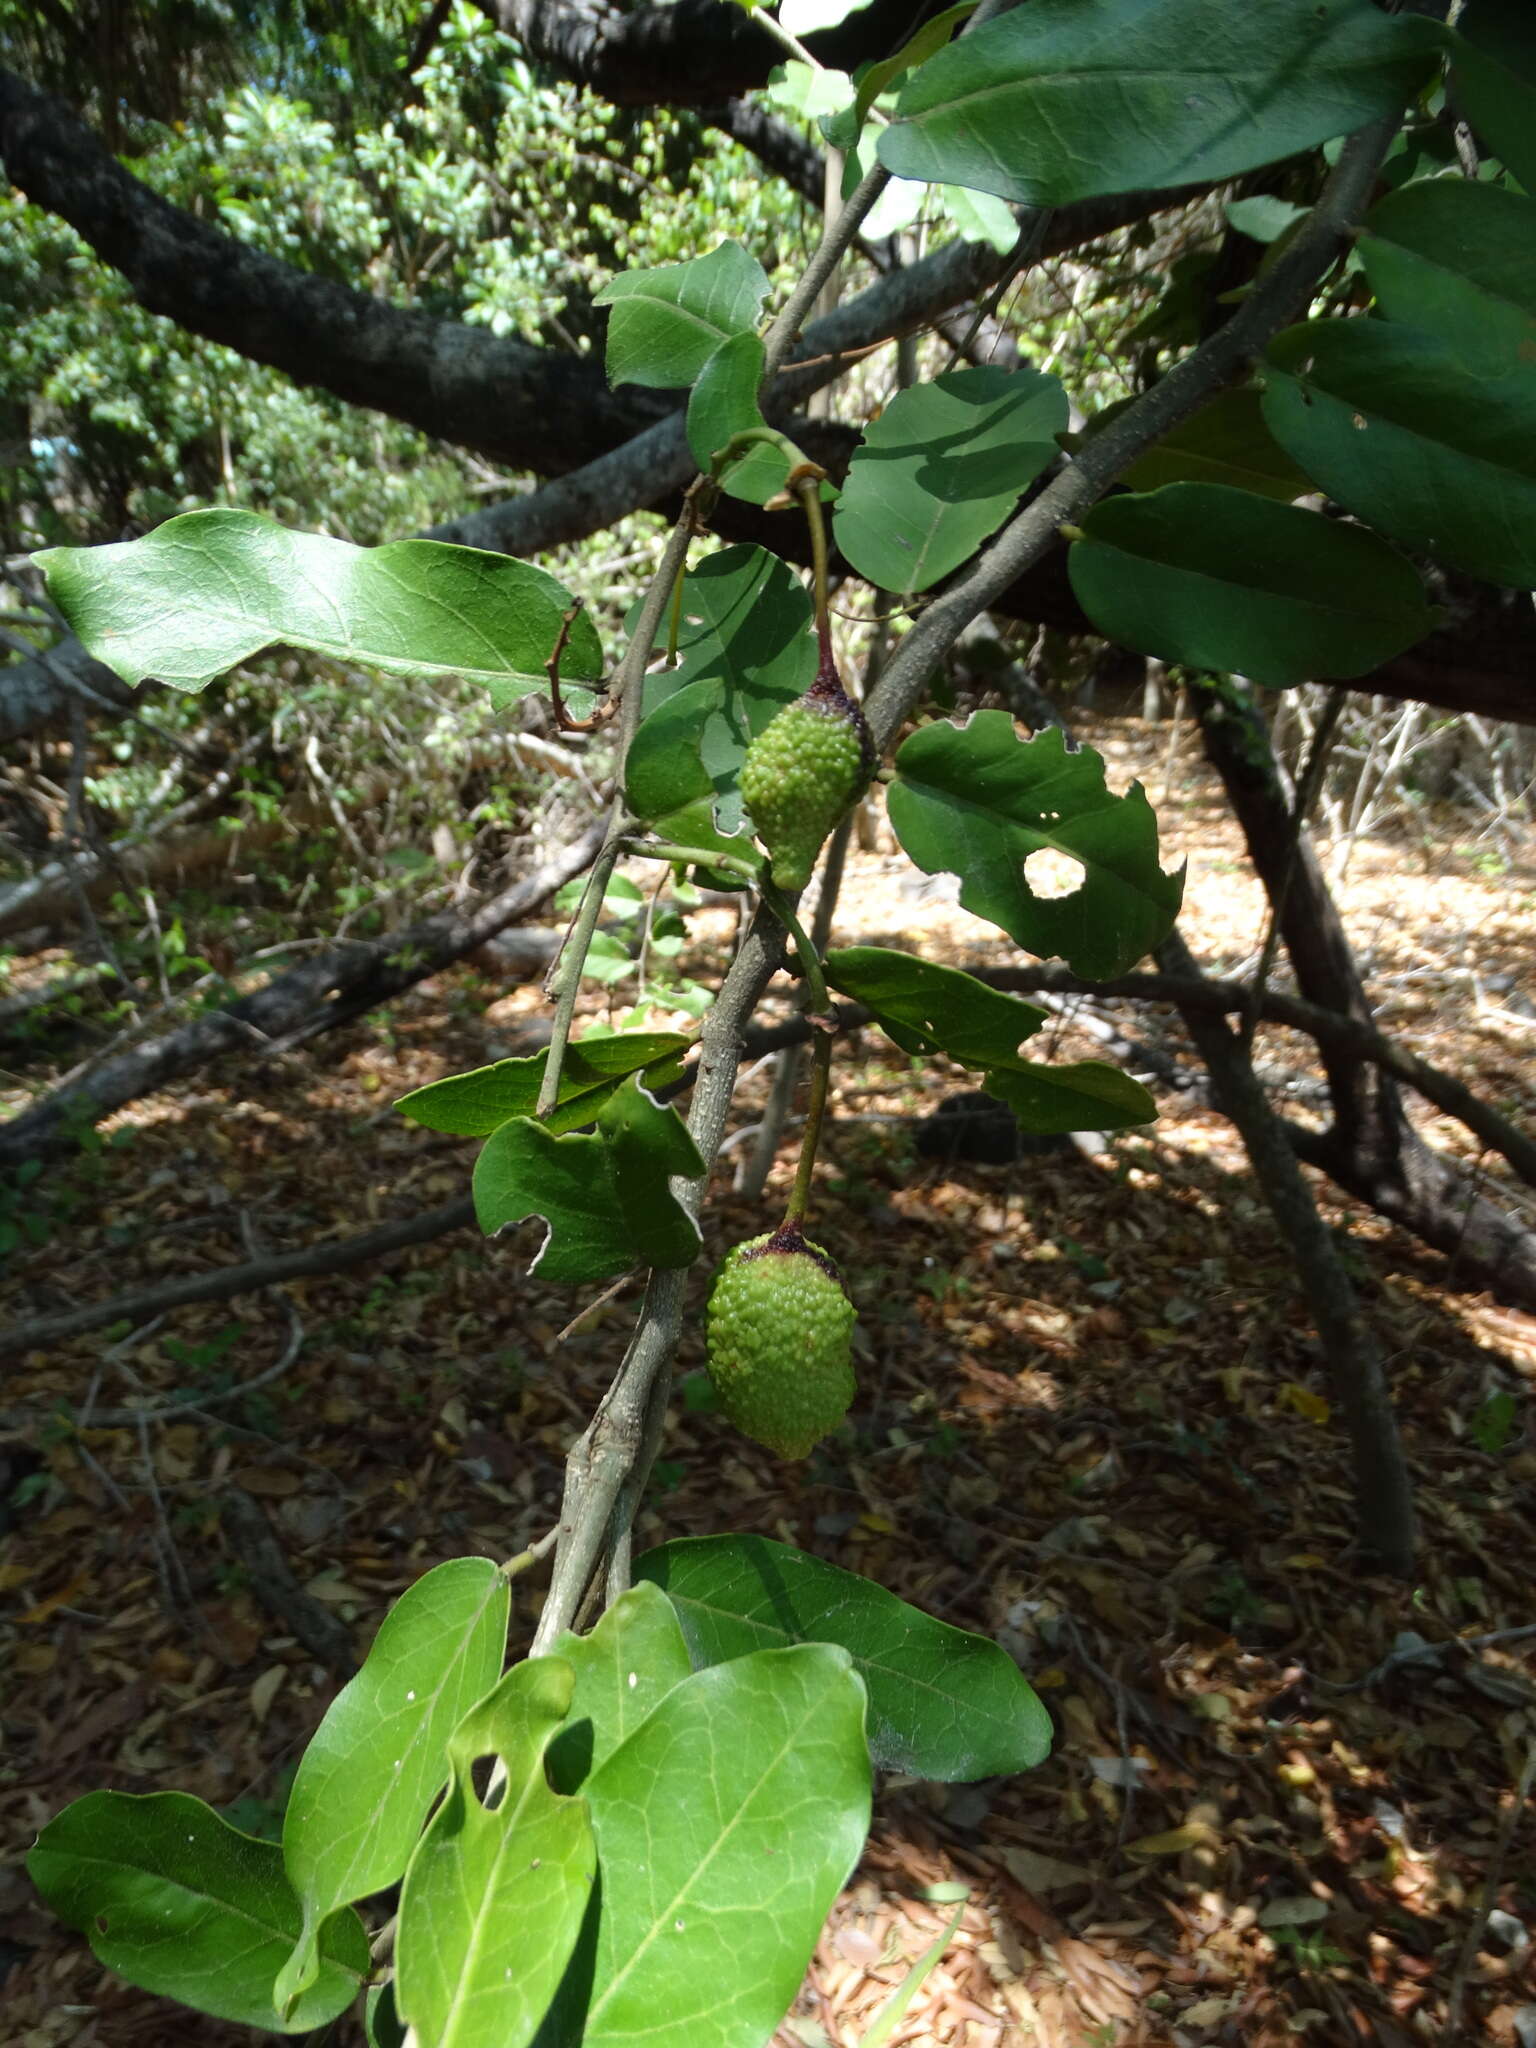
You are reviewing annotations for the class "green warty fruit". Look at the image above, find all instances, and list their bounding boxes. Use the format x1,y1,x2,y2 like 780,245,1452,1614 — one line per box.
740,665,872,891
705,1226,857,1458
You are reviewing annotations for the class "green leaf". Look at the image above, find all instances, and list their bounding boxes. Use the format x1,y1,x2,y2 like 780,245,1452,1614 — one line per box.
878,0,1442,207
939,183,1019,253
824,946,1048,1064
888,714,1184,979
595,242,771,390
833,368,1066,596
1359,179,1536,379
626,545,816,829
685,333,794,505
764,59,856,122
982,1060,1155,1134
274,1557,510,2012
472,1073,703,1281
1119,388,1313,502
366,1981,408,2048
822,947,1154,1132
1067,483,1434,686
638,1536,1051,1779
396,1032,691,1139
565,1645,870,2048
28,1791,368,2033
826,1,978,150
35,509,602,707
1262,320,1536,591
1452,0,1536,192
396,1658,594,2048
547,1580,696,1794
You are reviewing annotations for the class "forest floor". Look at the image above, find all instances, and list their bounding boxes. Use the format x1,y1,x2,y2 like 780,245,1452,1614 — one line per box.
2,717,1535,2047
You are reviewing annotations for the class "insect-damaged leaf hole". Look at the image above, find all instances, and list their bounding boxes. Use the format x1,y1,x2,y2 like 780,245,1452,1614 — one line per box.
1023,847,1085,900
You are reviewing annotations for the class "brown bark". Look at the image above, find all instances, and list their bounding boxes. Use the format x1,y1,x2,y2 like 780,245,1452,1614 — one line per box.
1157,929,1416,1575
1193,684,1536,1306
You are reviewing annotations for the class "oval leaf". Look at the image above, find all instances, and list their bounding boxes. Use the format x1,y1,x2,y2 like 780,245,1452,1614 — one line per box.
824,945,1048,1065
274,1556,510,2011
397,1031,690,1140
982,1060,1155,1134
834,368,1067,597
878,0,1441,207
565,1645,871,2048
888,714,1184,980
595,241,770,390
637,1534,1052,1779
36,509,602,703
1359,177,1536,378
1452,0,1536,193
685,333,794,505
29,1790,368,2034
1068,483,1434,685
1119,387,1312,502
1263,319,1536,590
396,1657,594,2048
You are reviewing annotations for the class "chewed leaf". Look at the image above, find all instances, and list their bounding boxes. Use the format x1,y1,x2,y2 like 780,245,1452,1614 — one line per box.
888,713,1183,979
472,1074,703,1282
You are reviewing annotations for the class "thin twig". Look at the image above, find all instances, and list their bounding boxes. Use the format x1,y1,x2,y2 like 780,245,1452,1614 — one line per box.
1443,1742,1535,2042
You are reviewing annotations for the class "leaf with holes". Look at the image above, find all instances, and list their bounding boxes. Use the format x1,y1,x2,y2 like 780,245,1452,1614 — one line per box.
29,1791,369,2033
1067,484,1434,686
638,1535,1052,1779
273,1558,509,2012
396,1032,691,1139
877,0,1442,207
834,368,1066,596
626,546,816,830
395,1658,593,2048
35,510,603,707
472,1073,703,1282
888,714,1183,979
1262,320,1536,591
596,242,770,389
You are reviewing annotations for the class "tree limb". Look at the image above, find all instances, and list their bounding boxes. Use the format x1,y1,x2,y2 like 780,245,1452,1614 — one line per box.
0,1197,476,1361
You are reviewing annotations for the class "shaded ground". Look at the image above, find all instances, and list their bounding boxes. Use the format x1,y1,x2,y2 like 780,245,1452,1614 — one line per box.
2,719,1534,2046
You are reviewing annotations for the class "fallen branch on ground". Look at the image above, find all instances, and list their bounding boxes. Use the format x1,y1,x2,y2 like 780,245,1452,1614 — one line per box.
0,823,602,1171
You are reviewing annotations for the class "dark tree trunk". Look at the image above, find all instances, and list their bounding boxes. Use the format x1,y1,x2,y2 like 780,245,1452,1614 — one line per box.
1194,683,1536,1307
1158,927,1417,1575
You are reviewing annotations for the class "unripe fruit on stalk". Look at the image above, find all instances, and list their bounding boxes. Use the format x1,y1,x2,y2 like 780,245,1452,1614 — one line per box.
740,643,873,891
705,1224,857,1458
